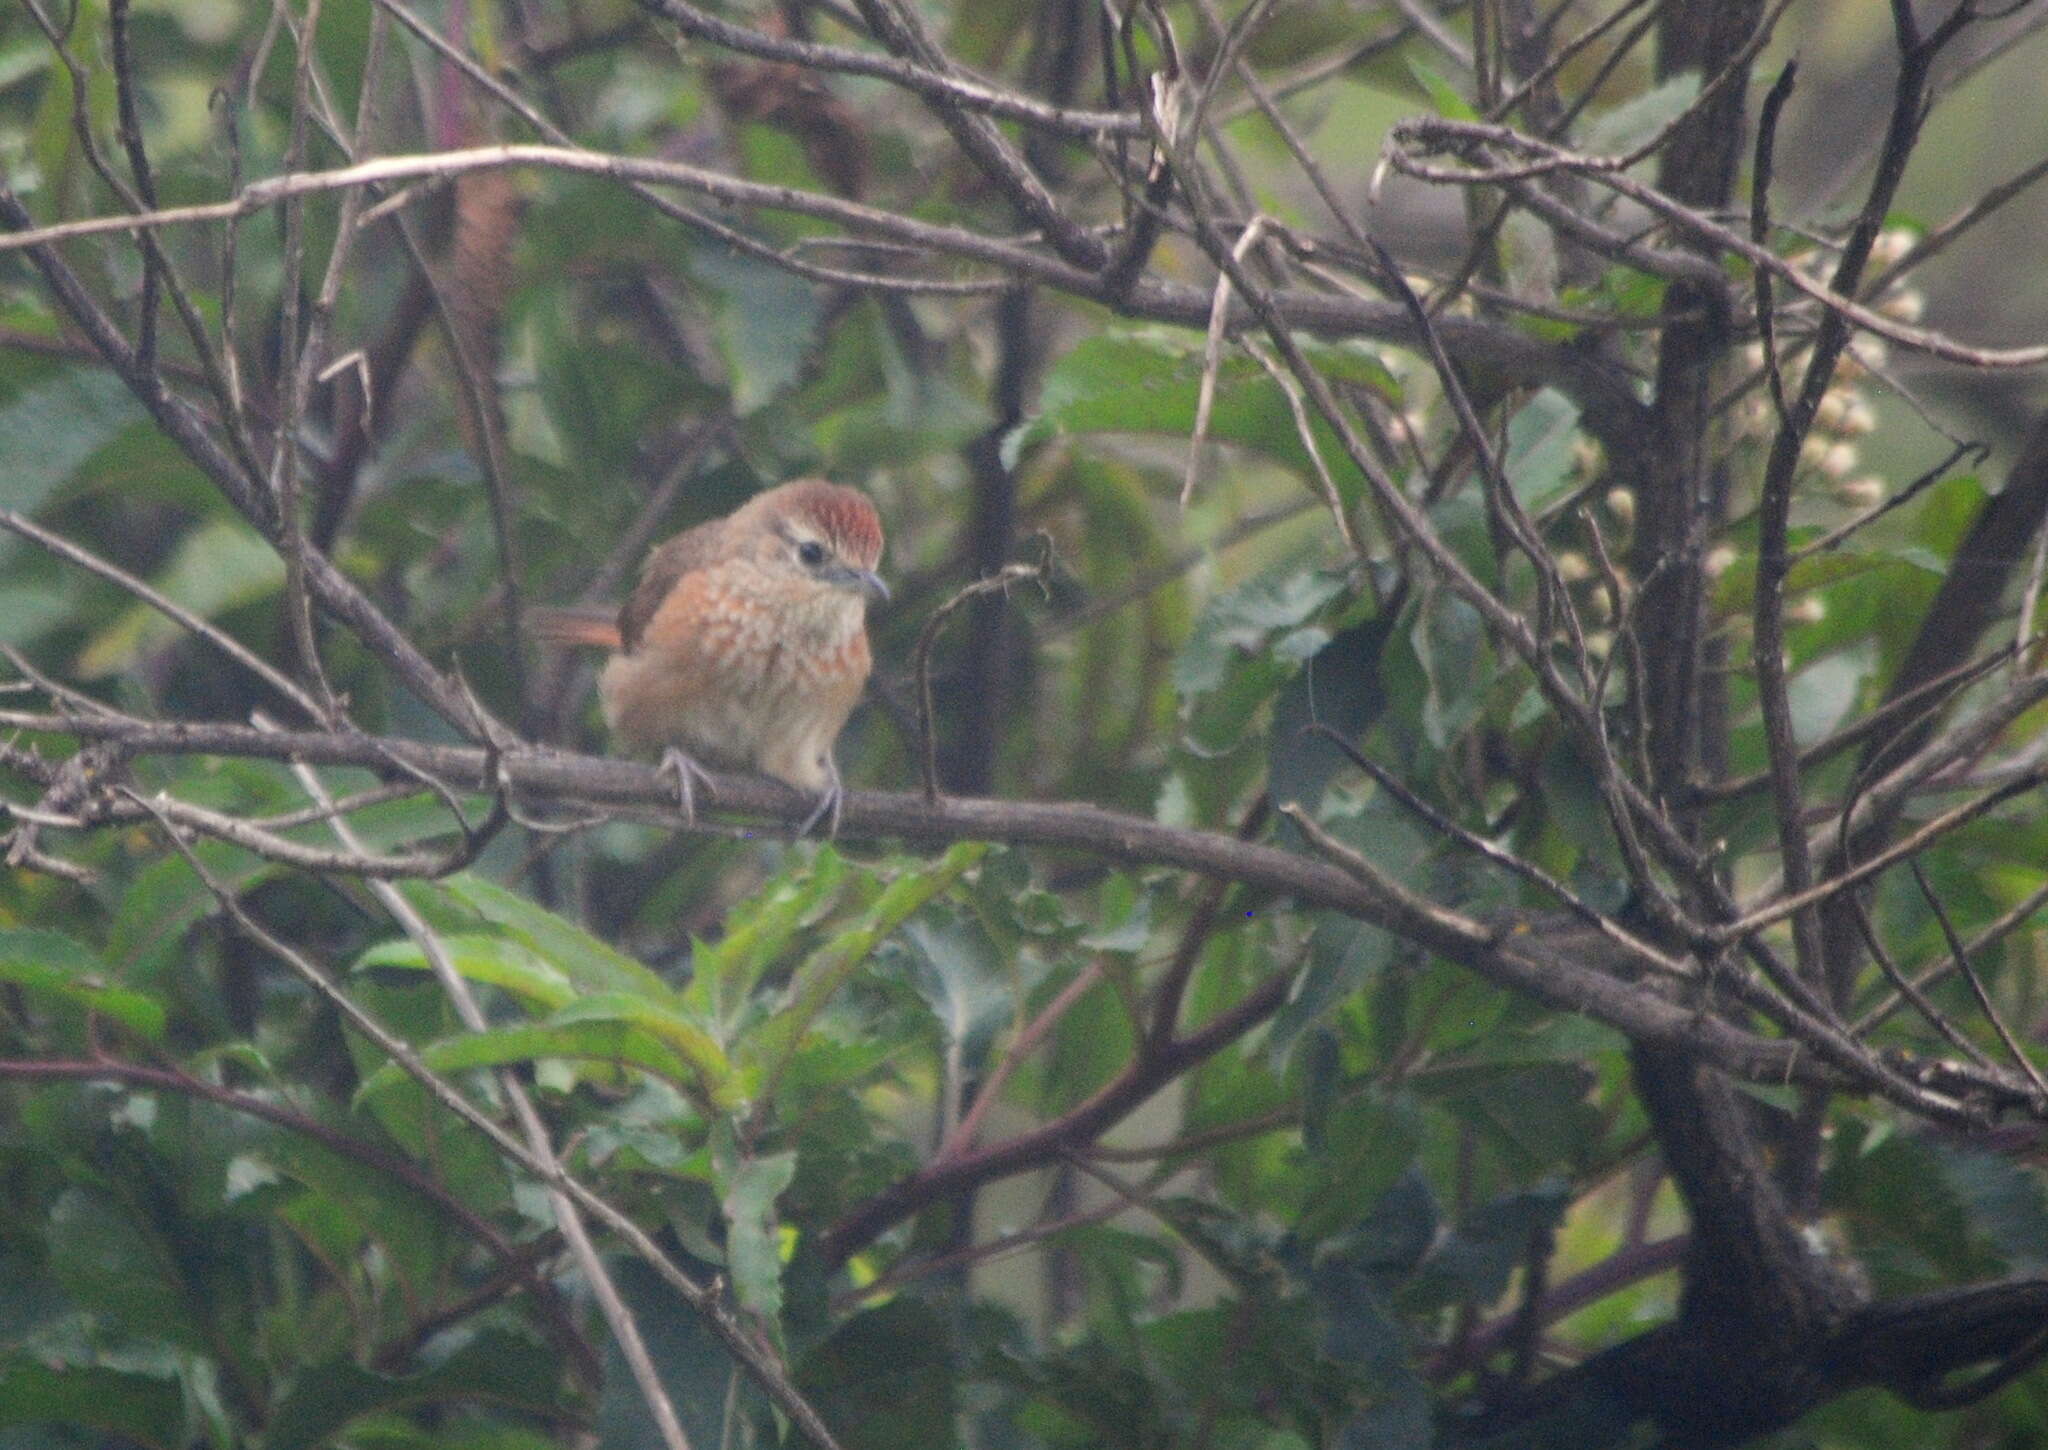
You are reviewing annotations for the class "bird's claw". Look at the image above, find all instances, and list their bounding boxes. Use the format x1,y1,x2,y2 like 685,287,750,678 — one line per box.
796,783,843,840
796,754,844,839
657,748,718,825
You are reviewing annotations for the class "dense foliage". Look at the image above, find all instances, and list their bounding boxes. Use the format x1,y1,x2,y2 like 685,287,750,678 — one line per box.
3,2,2048,1448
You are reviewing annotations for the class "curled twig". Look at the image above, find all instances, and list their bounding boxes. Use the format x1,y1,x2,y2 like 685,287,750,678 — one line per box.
913,536,1054,803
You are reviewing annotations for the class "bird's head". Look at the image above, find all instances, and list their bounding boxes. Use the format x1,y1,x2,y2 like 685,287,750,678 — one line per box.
737,479,889,602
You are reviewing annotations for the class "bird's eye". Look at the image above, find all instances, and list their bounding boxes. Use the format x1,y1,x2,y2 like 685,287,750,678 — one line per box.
797,540,827,567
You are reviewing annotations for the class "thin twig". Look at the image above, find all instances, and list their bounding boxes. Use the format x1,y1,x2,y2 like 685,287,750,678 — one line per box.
1908,859,2048,1100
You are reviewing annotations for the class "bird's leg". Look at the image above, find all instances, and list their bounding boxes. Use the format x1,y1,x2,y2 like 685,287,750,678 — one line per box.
796,753,843,839
657,747,718,825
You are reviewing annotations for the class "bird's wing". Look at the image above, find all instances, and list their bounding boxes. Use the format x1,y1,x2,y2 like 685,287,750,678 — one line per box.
618,516,730,653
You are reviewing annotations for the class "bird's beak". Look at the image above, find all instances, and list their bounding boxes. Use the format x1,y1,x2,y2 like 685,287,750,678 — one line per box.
827,564,890,601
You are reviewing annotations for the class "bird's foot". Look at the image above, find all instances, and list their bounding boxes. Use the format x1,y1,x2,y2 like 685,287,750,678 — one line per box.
657,748,719,825
795,755,844,839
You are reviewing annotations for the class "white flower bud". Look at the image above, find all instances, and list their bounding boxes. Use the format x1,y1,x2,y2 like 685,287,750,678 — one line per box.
1821,441,1859,478
1878,288,1925,323
1604,487,1635,525
1704,545,1739,579
1870,227,1918,268
1814,388,1857,433
1837,339,1888,381
1803,436,1858,478
1557,550,1592,582
1834,475,1886,510
1787,596,1826,625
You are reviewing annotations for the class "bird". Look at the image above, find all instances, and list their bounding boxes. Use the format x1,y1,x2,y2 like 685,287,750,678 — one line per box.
534,479,887,835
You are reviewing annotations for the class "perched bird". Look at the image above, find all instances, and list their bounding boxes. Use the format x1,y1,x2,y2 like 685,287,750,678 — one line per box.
535,479,887,834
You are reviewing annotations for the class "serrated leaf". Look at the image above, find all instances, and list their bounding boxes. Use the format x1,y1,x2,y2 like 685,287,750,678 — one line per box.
895,911,1010,1065
1177,568,1350,698
720,1148,797,1320
687,847,851,1023
750,843,987,1078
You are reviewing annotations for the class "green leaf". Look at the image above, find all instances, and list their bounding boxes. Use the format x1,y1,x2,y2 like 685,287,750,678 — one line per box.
894,909,1011,1066
1177,567,1349,698
550,991,738,1105
1412,586,1485,750
74,519,284,677
687,847,852,1024
47,1187,206,1350
0,367,142,513
1337,1373,1434,1450
1404,1181,1570,1312
1012,329,1391,503
719,1143,797,1320
1581,72,1702,156
1268,915,1389,1066
1502,388,1581,511
694,244,826,415
1788,649,1869,745
750,843,988,1078
1081,879,1154,953
354,933,576,1013
0,927,165,1037
1269,613,1396,812
1297,1095,1424,1244
1405,59,1476,121
797,1300,959,1450
595,1259,756,1450
426,872,680,1003
265,1332,568,1450
0,1360,184,1448
1177,565,1355,757
353,1017,723,1106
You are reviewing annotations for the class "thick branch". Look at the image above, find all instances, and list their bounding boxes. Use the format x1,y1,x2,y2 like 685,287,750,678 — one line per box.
4,710,2037,1132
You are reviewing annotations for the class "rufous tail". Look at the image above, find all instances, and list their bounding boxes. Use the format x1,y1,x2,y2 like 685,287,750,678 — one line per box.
530,607,622,650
